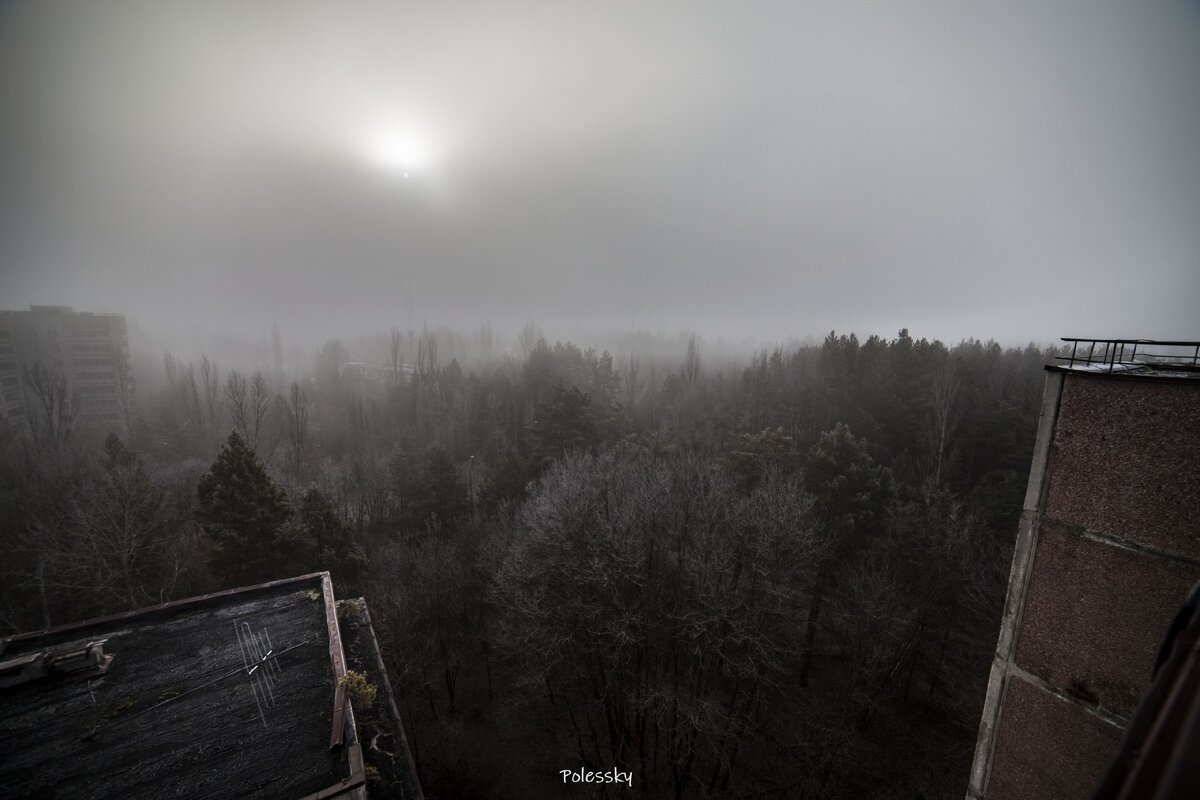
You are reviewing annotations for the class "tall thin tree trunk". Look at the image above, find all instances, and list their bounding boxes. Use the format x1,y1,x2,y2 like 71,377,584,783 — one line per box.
37,553,51,629
800,564,827,687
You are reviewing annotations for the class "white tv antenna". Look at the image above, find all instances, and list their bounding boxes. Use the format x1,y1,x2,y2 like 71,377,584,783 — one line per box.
235,620,284,728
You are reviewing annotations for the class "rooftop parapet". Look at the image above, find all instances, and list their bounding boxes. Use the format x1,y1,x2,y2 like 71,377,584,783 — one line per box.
1052,338,1200,378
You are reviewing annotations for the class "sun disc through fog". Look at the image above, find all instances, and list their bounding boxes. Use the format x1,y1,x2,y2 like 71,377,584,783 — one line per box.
360,123,440,178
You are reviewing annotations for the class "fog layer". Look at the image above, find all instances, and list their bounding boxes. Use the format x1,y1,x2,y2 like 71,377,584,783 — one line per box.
1,1,1198,345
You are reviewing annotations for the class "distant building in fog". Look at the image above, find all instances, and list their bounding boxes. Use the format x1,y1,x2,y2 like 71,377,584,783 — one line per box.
0,305,132,432
968,338,1200,799
339,358,414,387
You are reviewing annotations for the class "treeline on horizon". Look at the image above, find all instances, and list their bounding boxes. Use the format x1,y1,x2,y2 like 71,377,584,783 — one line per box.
0,327,1050,799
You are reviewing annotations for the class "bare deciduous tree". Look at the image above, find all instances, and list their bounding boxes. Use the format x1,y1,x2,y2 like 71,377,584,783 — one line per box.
390,326,403,381
225,369,249,442
623,353,646,410
200,354,221,439
683,334,701,385
65,436,171,609
416,326,439,379
180,362,203,440
23,363,79,451
515,322,543,361
494,448,821,796
285,380,310,481
248,371,274,452
924,361,959,484
113,342,134,432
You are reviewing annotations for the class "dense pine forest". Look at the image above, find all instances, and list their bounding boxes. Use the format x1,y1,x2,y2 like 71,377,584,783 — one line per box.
1,327,1049,799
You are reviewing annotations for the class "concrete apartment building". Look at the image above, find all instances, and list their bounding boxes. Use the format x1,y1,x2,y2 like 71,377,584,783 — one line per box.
968,339,1200,799
0,305,132,431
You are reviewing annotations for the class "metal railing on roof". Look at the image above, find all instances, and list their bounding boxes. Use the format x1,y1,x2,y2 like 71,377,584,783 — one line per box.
1057,338,1200,372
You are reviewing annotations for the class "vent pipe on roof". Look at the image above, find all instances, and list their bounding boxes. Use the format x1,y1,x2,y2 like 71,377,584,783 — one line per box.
0,640,113,689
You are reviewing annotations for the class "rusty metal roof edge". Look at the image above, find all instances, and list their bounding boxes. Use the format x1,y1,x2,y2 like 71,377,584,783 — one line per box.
295,742,365,800
1,572,334,646
323,573,350,750
294,755,366,800
305,574,365,800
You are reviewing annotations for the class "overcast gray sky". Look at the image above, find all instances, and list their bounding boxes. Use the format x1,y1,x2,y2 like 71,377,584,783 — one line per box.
1,0,1197,348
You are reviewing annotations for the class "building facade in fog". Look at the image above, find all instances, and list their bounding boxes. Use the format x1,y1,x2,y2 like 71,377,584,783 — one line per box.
968,340,1200,799
0,305,132,432
339,358,414,388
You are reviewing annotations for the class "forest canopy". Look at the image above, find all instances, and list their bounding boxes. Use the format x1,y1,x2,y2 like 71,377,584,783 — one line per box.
0,327,1048,799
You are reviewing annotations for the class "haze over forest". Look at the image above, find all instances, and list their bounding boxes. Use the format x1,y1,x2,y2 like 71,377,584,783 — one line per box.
2,0,1199,351
3,4,1200,799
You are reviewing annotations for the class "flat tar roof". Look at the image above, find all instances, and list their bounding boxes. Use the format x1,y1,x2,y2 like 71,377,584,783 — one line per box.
0,573,364,800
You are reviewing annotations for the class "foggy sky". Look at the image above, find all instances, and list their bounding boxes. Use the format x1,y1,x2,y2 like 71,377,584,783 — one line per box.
1,0,1198,349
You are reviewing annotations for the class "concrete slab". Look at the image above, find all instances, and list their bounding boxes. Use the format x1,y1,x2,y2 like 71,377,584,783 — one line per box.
1016,522,1200,717
1045,374,1200,560
988,677,1123,800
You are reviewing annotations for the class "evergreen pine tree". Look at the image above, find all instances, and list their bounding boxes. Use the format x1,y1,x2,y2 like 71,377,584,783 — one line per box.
196,431,291,586
282,488,367,594
803,423,894,545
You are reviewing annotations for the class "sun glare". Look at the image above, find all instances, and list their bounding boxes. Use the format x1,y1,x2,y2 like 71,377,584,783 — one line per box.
361,125,437,177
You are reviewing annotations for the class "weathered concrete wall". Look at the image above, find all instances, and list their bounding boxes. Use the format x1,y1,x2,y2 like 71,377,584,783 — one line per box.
1045,376,1200,557
968,369,1200,800
1017,522,1198,718
987,676,1124,799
